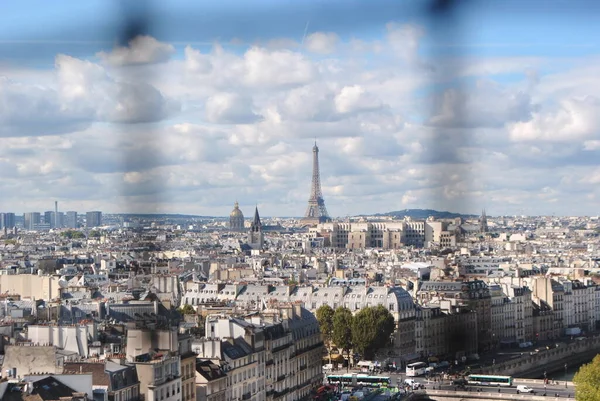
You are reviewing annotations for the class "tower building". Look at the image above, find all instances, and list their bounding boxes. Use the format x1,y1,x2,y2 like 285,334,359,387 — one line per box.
229,201,245,231
248,206,264,250
302,142,331,225
86,211,102,228
65,211,78,229
480,209,488,233
24,212,41,230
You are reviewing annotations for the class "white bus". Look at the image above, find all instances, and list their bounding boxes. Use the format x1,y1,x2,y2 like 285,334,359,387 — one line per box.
406,362,428,377
467,375,513,387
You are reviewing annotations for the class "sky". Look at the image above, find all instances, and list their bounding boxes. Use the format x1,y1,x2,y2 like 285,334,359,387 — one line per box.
2,0,600,217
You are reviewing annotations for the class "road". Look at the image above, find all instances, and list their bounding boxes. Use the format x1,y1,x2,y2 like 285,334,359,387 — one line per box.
384,373,575,398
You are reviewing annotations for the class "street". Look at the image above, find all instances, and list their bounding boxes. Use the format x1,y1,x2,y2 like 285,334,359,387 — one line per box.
383,372,575,398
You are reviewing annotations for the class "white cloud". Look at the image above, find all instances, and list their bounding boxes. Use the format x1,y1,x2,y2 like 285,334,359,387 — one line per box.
242,47,316,87
3,22,600,216
305,32,339,54
429,80,535,129
56,54,177,124
184,46,213,74
97,36,175,66
334,85,383,115
386,23,424,63
205,93,261,124
509,96,600,142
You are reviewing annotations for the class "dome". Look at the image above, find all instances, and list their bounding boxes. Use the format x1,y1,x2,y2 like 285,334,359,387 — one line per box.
229,201,245,231
230,201,244,218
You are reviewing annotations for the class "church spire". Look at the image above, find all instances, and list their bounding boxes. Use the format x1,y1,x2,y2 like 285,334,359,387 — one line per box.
253,205,261,227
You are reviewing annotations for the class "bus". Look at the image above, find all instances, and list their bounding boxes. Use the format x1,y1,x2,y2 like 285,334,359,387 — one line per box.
326,374,391,388
406,362,428,377
467,375,513,387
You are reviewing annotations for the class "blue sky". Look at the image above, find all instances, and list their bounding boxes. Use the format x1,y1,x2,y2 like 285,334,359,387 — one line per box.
1,1,600,216
2,1,599,55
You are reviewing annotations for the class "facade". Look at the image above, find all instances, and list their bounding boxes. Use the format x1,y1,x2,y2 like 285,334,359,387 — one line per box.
0,212,16,229
532,300,554,341
87,211,103,228
27,323,95,357
179,334,197,401
24,212,41,230
316,219,458,249
64,361,140,401
530,277,565,338
134,353,182,401
229,202,245,232
417,280,492,352
126,328,182,401
195,360,227,401
195,305,322,401
183,284,415,338
415,305,478,359
66,211,78,228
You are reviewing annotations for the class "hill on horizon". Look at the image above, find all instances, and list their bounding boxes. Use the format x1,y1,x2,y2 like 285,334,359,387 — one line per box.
375,209,478,219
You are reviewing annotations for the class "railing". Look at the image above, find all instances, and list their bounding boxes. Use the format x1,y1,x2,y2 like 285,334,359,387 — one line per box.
242,392,252,400
418,389,569,400
273,343,292,353
276,374,286,382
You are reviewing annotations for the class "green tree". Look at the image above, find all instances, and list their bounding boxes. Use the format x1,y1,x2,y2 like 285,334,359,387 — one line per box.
574,355,600,401
179,304,196,315
316,305,335,363
61,230,85,239
351,305,395,360
333,307,353,369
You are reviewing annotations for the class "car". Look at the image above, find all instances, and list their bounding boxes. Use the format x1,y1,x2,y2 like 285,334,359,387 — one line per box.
452,378,468,386
516,385,536,394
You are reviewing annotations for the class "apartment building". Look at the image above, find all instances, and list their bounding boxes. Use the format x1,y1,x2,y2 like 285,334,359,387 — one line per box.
196,360,227,401
134,352,182,401
179,334,197,401
316,218,458,249
414,305,478,359
64,361,140,401
126,327,182,401
194,304,322,401
417,280,492,352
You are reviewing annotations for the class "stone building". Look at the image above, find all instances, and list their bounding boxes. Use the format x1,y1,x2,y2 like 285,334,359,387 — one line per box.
229,202,245,232
194,304,322,401
417,280,492,353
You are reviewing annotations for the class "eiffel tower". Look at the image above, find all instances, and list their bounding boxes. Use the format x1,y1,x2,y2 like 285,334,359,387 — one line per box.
302,142,331,225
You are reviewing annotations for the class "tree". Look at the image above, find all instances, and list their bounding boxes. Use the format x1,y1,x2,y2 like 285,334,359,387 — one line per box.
333,307,353,369
61,230,85,239
574,354,600,401
179,304,196,315
316,305,335,363
351,305,395,361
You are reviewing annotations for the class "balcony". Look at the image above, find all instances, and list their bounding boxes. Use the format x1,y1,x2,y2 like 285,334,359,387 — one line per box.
242,392,252,400
272,343,291,353
276,374,286,382
299,364,307,371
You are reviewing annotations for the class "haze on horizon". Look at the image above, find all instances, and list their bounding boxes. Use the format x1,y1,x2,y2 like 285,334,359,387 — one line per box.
2,0,600,218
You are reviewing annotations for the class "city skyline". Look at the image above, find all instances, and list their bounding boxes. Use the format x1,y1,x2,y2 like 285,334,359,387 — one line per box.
2,1,600,217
